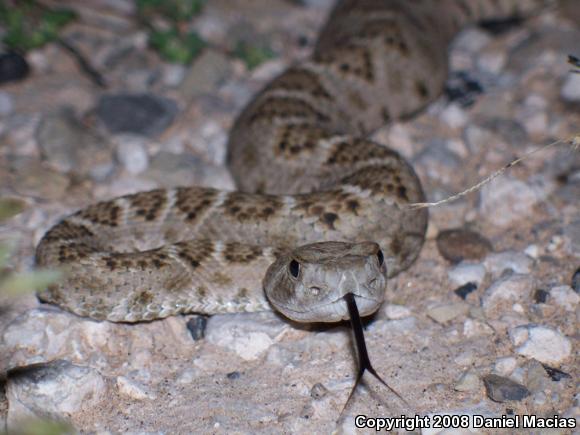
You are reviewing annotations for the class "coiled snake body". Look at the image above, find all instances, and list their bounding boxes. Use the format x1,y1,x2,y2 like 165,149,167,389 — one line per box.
36,0,548,323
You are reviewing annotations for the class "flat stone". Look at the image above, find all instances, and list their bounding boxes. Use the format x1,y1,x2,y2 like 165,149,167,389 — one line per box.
493,356,517,376
36,107,114,180
437,229,493,264
549,285,579,311
116,376,154,400
6,360,107,423
482,374,530,402
454,370,480,392
483,251,533,278
426,302,469,324
95,93,178,137
178,49,232,99
482,274,534,316
10,157,69,200
509,325,572,365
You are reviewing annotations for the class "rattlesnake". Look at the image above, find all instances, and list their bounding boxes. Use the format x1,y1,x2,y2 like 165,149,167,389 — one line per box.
36,0,549,323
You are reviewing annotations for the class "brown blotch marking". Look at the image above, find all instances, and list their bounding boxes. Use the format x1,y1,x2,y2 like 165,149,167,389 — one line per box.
211,271,233,286
248,97,330,125
342,165,411,199
128,189,168,222
133,291,154,306
268,68,333,100
197,286,207,298
322,212,339,230
326,139,398,166
76,200,121,227
315,45,374,82
222,192,282,222
175,240,214,269
390,234,403,255
415,80,429,99
223,243,263,263
57,242,98,263
275,124,332,158
175,187,218,223
42,221,95,242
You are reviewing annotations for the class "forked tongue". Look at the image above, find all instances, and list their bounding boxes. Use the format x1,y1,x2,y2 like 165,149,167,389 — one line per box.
340,293,409,415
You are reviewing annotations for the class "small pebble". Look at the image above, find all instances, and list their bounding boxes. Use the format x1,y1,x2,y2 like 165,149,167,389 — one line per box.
0,91,13,116
226,371,241,380
571,267,580,293
310,382,328,400
383,304,412,319
541,364,571,382
484,251,533,278
0,51,30,84
482,374,530,402
533,289,549,304
454,370,480,392
186,316,208,341
560,73,580,103
454,282,478,300
493,356,517,376
463,319,494,337
448,262,486,286
115,134,150,174
524,244,540,259
116,376,152,400
549,285,579,311
437,229,493,264
440,103,468,129
509,325,572,365
426,302,469,324
482,274,534,315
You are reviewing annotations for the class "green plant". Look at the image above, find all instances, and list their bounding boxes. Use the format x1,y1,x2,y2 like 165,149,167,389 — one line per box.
136,0,207,64
0,0,76,52
233,41,275,70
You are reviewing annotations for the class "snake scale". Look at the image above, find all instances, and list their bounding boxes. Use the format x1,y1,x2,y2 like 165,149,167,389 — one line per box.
36,0,549,323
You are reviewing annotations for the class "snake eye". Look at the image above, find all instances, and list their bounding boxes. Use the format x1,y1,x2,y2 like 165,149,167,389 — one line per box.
289,259,300,278
376,249,384,267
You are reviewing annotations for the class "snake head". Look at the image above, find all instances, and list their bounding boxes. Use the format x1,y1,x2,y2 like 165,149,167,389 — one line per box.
263,241,387,322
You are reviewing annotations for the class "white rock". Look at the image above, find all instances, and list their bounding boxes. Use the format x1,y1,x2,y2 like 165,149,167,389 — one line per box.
549,285,580,311
448,262,486,286
483,251,533,278
205,312,288,361
383,304,412,320
426,303,469,324
477,50,507,75
454,370,480,392
561,73,580,102
115,134,150,174
524,244,540,259
493,356,517,376
509,325,572,365
7,361,107,421
480,177,538,227
463,319,493,338
482,274,534,316
116,376,153,400
440,103,468,129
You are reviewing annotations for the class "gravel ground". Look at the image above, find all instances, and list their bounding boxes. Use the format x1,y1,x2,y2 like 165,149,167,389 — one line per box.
0,0,578,433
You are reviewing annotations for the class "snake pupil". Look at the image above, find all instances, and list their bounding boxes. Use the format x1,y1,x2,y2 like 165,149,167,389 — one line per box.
289,259,300,277
377,249,384,266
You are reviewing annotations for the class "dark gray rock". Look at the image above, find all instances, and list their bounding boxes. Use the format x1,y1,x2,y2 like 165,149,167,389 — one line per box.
482,374,530,402
0,51,29,85
95,93,178,137
437,229,493,264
